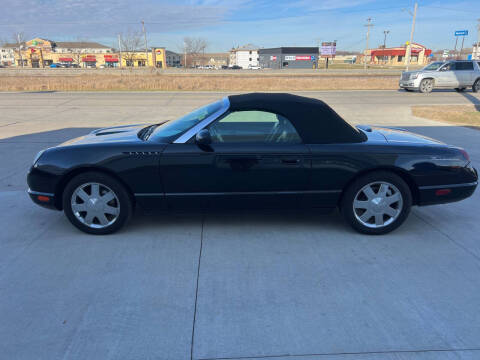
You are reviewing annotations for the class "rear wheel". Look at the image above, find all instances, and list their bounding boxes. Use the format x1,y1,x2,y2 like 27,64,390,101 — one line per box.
419,79,434,93
62,172,133,235
473,79,480,93
340,171,412,235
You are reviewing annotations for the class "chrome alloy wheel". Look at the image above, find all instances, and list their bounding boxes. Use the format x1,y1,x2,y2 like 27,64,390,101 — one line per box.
71,182,120,229
420,79,433,93
353,182,403,228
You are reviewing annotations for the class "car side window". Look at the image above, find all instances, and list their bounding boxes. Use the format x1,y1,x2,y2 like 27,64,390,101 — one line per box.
208,110,302,144
456,62,474,70
441,62,455,71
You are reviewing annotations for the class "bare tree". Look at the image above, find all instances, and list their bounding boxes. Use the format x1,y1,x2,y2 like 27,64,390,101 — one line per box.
12,31,25,67
183,37,208,67
120,31,143,67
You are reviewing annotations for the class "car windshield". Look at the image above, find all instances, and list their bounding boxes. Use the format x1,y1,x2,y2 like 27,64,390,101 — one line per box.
149,99,224,142
422,62,444,71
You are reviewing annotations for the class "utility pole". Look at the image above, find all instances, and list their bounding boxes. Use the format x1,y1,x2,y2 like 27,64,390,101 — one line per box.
184,40,187,70
117,34,123,68
141,20,149,66
16,33,24,68
364,18,373,71
405,2,418,71
475,18,480,60
383,30,390,64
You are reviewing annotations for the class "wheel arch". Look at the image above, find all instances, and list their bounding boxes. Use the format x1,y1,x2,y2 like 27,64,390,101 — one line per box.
54,166,135,210
338,166,420,207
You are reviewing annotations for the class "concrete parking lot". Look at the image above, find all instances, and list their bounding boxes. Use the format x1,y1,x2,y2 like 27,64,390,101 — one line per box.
1,90,480,360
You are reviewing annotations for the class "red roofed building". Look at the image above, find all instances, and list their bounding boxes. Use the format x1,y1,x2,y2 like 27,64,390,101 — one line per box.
366,43,432,66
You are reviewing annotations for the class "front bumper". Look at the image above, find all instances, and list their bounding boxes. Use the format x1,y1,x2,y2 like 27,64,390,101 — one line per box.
399,77,421,89
27,189,59,210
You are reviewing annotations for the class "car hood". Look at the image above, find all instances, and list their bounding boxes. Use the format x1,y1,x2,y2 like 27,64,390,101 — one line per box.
373,126,445,146
59,124,150,146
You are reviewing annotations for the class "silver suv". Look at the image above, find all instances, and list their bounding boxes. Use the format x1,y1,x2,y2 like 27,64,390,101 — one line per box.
399,60,480,93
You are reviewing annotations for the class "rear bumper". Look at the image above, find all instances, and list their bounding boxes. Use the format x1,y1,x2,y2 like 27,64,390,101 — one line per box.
417,181,477,206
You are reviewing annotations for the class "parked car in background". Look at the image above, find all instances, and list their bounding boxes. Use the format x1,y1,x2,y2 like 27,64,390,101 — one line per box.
248,65,261,70
400,60,480,93
230,65,242,70
27,93,477,235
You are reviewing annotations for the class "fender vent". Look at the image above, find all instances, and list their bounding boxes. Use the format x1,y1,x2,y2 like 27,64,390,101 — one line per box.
123,151,162,155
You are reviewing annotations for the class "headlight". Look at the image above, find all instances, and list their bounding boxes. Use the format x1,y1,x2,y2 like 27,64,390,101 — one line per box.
33,150,45,166
410,73,419,79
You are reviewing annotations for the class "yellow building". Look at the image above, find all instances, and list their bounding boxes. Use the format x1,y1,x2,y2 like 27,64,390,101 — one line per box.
119,48,166,68
11,38,166,69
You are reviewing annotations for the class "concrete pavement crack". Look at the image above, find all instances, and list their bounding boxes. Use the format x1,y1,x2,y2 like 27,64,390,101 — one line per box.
191,215,205,360
196,347,480,360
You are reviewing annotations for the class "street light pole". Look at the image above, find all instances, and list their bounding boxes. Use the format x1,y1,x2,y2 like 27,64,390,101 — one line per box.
141,20,149,67
383,30,390,64
405,2,418,71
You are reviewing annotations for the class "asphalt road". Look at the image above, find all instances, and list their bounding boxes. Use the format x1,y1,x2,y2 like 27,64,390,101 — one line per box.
1,90,480,360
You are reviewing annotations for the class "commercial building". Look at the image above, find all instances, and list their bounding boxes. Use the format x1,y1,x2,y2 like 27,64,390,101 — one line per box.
0,44,16,66
203,53,229,68
5,37,166,68
8,37,116,67
259,47,319,69
166,50,181,67
229,44,259,69
120,48,166,68
366,43,432,65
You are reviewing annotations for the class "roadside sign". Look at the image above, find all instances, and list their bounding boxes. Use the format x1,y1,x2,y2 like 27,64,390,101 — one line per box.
455,30,468,36
321,42,336,57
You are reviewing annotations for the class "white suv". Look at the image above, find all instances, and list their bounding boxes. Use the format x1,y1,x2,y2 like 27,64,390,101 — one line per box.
399,60,480,93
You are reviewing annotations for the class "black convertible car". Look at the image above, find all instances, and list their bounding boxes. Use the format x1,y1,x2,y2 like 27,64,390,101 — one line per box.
27,93,477,235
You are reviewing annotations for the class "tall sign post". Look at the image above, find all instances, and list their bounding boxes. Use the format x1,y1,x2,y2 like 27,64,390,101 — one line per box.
454,30,468,59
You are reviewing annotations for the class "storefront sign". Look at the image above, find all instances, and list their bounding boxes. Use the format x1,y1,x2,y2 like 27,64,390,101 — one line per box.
295,55,311,60
270,56,277,61
284,56,296,61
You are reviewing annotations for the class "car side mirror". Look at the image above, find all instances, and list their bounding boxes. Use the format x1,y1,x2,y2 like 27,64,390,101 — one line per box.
195,129,212,147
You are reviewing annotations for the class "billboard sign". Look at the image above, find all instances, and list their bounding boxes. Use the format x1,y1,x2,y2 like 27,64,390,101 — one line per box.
455,30,468,36
321,42,336,57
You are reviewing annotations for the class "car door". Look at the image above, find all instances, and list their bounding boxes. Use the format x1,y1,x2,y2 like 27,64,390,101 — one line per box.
454,61,475,86
160,110,311,209
436,62,459,87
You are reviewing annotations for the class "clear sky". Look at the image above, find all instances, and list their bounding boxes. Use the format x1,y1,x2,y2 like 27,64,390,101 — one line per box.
1,0,479,53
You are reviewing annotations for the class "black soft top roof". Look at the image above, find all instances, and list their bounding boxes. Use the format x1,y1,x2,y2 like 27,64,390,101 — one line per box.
228,93,366,144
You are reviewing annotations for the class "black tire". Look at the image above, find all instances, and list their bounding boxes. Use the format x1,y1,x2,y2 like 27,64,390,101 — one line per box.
473,79,480,93
340,171,412,235
455,88,466,92
419,78,434,93
62,172,133,235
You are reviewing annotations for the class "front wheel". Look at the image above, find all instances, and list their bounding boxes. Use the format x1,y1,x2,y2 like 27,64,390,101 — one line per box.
419,79,434,93
340,171,412,235
63,172,133,235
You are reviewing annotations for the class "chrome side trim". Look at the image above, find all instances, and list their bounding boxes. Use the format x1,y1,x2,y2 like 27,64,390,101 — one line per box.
173,97,230,144
27,189,55,197
418,182,477,190
134,190,341,197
